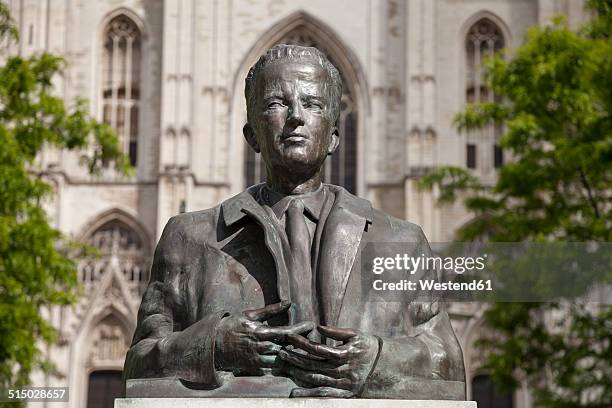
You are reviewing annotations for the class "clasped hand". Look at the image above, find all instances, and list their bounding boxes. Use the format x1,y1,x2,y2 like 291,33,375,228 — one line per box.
278,325,380,398
214,301,313,375
215,301,380,397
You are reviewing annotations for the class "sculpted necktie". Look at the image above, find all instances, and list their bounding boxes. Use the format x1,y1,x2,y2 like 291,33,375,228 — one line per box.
285,199,317,328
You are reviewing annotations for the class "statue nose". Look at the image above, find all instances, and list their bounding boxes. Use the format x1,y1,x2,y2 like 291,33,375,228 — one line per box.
287,103,305,127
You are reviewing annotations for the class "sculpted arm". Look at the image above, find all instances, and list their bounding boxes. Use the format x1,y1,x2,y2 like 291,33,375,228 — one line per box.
280,304,464,399
353,226,465,398
123,216,227,387
123,216,315,388
361,305,465,398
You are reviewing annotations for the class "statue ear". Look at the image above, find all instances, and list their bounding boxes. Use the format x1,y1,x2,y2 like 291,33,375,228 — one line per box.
243,124,260,153
327,127,340,155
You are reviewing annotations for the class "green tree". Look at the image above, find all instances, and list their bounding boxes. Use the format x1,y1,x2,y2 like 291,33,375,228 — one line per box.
420,1,611,406
0,2,129,395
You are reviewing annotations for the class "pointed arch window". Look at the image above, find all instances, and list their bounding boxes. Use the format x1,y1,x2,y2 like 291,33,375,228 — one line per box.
244,29,358,193
465,18,505,171
466,18,504,103
87,370,122,408
79,219,149,295
89,315,129,365
472,374,513,408
102,15,142,166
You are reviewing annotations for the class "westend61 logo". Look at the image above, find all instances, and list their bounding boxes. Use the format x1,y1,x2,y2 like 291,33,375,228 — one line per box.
371,253,487,275
369,252,492,295
362,243,500,300
363,242,611,302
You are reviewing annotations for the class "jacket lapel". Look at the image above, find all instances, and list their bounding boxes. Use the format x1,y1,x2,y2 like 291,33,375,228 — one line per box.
317,186,372,326
221,185,290,301
220,184,373,325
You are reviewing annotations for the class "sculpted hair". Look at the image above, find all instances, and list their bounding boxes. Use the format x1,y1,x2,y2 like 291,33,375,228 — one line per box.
245,44,342,125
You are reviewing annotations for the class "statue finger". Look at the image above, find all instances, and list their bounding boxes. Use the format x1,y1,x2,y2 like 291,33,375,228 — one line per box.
283,365,351,389
289,387,354,398
244,300,291,322
253,321,314,342
318,325,358,342
287,334,350,362
278,349,344,376
255,341,282,355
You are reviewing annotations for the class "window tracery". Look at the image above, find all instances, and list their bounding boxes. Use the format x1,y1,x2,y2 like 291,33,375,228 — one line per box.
79,219,149,295
464,18,505,171
88,315,129,365
102,15,142,166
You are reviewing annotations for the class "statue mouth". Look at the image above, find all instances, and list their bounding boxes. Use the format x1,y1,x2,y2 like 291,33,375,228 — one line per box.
282,132,309,142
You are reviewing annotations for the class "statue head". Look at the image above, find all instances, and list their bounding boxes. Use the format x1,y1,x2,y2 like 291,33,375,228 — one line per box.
243,44,342,188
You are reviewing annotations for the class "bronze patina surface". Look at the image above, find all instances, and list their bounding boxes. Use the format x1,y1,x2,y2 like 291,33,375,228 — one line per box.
124,45,466,399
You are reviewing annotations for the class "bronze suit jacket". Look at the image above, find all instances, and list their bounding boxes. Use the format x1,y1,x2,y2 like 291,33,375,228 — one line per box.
124,184,466,399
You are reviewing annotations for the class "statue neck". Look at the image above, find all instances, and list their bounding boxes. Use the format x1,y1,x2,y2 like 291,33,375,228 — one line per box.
265,169,323,195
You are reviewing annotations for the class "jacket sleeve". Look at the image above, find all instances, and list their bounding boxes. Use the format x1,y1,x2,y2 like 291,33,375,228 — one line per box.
123,216,228,388
361,226,466,399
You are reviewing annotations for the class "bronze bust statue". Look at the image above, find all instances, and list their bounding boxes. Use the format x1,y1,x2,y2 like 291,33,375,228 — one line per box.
124,44,466,400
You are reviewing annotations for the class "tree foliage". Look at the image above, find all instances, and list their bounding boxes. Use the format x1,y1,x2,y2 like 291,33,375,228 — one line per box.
0,2,129,392
420,1,611,406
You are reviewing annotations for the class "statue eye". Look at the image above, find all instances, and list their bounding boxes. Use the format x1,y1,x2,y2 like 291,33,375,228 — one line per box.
305,102,323,111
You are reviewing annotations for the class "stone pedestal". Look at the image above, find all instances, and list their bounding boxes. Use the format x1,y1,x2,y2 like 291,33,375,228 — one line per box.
115,398,477,408
125,376,466,400
120,376,476,407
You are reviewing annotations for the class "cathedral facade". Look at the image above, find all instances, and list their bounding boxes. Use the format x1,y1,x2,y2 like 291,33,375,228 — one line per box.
6,1,588,407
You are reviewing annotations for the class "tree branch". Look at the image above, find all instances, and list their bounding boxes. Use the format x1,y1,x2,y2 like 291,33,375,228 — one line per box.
578,167,600,219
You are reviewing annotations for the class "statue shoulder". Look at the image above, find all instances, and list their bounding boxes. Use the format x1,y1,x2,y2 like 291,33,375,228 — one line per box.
326,185,429,244
158,206,221,248
157,184,263,246
370,207,429,244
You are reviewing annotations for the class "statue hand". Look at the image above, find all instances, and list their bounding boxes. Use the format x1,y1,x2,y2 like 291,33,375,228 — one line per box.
279,325,381,397
214,301,314,375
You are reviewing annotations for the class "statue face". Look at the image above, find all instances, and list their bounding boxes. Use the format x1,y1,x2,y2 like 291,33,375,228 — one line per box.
246,60,339,177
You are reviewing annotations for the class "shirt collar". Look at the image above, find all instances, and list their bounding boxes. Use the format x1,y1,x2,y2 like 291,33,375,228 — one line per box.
221,183,373,227
260,183,326,221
